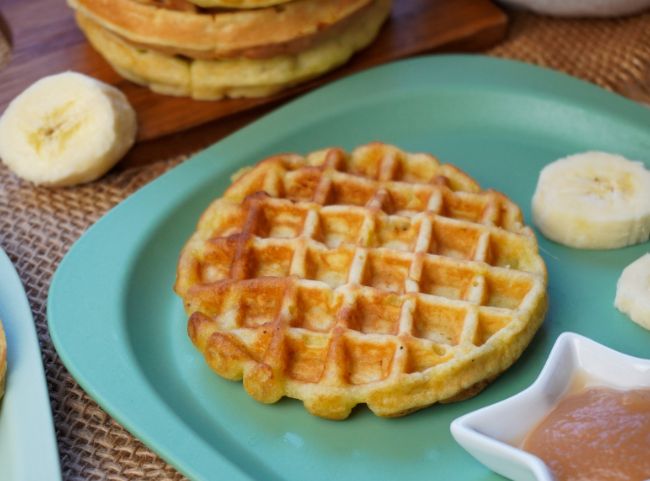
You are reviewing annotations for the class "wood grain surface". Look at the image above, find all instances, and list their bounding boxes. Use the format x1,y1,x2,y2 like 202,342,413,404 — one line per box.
0,0,507,154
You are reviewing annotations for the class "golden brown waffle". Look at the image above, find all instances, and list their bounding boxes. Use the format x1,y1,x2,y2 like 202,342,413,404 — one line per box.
74,0,390,100
69,0,374,60
175,143,548,419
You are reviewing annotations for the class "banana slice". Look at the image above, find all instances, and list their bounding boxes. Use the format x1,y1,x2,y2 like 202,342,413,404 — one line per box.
0,72,136,187
532,152,650,249
615,253,650,330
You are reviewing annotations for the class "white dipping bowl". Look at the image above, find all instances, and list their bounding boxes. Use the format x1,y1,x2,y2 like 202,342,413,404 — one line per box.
498,0,650,17
450,332,650,481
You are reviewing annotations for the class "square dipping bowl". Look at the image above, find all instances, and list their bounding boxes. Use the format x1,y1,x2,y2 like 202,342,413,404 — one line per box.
450,332,650,481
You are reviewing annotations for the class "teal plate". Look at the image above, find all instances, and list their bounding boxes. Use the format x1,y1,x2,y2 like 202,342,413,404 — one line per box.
48,55,650,481
0,248,61,481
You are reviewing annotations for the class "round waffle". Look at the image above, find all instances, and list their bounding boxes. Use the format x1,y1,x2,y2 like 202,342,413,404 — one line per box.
75,0,390,100
175,143,548,420
68,0,375,59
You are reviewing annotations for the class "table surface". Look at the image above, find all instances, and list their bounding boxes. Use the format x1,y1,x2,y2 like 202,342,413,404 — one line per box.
1,6,650,481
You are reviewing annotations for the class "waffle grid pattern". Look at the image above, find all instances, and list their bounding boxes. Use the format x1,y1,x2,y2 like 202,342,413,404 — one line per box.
178,144,547,419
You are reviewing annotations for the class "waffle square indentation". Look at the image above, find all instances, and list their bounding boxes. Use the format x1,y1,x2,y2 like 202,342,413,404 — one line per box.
393,152,440,184
327,175,376,206
385,183,433,213
419,257,476,301
255,202,308,239
344,146,384,180
316,208,365,247
361,250,412,294
292,284,339,332
348,289,404,335
487,230,538,273
200,237,239,283
484,270,534,309
250,242,293,278
239,281,285,327
474,309,513,346
282,168,322,202
429,218,483,260
412,298,467,345
375,216,419,252
404,339,453,373
304,245,355,288
286,333,329,383
441,190,487,224
345,337,395,385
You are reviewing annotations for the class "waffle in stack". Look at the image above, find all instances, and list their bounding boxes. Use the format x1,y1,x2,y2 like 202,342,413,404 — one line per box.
175,143,548,419
69,0,392,99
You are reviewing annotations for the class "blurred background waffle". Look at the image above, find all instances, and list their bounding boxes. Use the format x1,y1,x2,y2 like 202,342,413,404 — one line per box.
70,0,392,100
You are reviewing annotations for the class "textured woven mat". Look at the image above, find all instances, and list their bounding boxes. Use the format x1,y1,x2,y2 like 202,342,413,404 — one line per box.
489,10,650,102
1,8,649,481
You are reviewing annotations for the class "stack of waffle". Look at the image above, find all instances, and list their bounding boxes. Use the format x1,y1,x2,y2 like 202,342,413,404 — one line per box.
68,0,392,100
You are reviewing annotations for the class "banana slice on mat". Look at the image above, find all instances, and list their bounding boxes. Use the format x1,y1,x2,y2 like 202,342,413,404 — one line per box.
532,152,650,249
615,253,650,330
0,72,136,187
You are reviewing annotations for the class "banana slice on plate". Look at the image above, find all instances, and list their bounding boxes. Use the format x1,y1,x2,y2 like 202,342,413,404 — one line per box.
0,72,136,187
615,253,650,330
532,152,650,249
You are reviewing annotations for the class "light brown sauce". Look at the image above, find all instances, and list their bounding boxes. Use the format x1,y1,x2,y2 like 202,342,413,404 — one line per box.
522,387,650,481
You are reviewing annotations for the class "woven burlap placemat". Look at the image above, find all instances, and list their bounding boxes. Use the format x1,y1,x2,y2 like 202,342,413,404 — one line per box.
0,9,649,481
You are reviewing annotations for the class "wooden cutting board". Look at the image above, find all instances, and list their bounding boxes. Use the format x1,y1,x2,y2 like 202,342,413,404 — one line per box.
0,0,507,149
